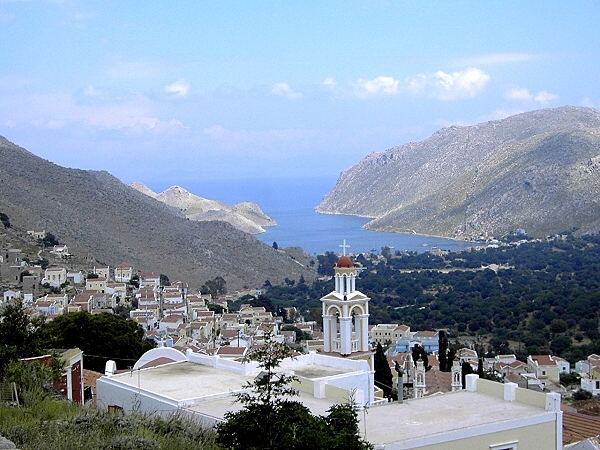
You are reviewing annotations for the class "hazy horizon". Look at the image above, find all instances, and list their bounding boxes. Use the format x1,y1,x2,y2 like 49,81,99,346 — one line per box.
1,1,598,186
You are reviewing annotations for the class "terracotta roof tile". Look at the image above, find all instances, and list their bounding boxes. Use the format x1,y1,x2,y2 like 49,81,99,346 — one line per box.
563,411,600,444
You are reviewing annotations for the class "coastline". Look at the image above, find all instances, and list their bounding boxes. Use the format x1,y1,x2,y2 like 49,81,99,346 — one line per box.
314,208,479,243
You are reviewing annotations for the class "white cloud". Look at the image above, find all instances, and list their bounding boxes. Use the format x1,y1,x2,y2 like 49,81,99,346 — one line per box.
453,52,537,67
0,91,185,133
271,82,303,100
164,80,191,98
533,90,558,103
505,87,558,104
406,68,490,101
354,76,399,98
322,77,337,89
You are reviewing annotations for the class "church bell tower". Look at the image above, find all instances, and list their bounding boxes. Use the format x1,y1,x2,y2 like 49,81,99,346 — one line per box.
321,241,370,356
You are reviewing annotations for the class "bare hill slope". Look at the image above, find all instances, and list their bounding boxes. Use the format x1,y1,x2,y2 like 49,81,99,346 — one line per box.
317,106,600,239
0,137,313,289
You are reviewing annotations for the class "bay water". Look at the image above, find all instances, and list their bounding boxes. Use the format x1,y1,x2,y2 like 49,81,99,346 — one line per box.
176,176,473,256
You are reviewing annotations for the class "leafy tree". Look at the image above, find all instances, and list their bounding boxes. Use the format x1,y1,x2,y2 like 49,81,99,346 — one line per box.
39,232,59,247
573,389,592,401
560,372,581,387
207,303,225,314
272,241,279,250
159,273,170,286
201,276,227,296
374,343,394,398
42,312,155,372
0,301,47,375
0,212,11,228
217,333,371,450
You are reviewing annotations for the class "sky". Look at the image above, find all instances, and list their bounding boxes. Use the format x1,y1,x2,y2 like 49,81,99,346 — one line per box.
0,1,599,189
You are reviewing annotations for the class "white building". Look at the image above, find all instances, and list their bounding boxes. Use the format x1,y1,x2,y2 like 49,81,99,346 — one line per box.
95,246,563,450
43,267,67,287
321,252,370,355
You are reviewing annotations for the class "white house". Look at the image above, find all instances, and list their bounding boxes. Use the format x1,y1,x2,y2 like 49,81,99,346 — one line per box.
527,354,561,384
43,267,67,287
93,266,110,279
50,245,70,257
67,271,84,285
3,289,20,304
96,250,563,450
114,265,133,283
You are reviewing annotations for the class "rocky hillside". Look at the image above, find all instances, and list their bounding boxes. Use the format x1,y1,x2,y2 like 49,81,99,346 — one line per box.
317,106,600,239
132,183,276,234
0,137,313,289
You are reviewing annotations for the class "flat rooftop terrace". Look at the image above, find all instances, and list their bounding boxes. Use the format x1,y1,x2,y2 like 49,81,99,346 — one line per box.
112,362,252,400
360,390,551,445
292,363,349,379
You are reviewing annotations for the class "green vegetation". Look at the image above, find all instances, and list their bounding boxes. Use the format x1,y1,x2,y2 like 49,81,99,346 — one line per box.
201,276,227,296
0,304,154,374
265,235,600,363
0,302,47,376
1,406,220,450
374,343,393,398
216,333,371,450
38,232,59,247
0,212,10,228
43,312,155,372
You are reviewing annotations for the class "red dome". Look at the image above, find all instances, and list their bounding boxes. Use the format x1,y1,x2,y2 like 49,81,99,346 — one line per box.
336,255,354,268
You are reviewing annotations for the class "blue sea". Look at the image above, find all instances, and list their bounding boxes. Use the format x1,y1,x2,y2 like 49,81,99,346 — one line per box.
159,176,473,256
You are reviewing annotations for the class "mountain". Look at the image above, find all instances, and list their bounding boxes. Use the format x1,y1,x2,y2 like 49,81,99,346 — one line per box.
131,183,276,234
317,106,600,239
0,137,313,289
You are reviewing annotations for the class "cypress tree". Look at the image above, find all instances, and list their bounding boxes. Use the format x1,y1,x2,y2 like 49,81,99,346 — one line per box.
438,330,448,372
374,343,394,398
461,361,474,389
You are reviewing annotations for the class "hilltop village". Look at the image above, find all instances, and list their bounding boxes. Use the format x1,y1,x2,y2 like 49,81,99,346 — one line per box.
2,229,600,448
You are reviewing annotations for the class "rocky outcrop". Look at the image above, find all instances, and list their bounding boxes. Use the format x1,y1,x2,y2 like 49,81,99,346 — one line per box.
131,184,276,234
0,137,313,289
317,106,600,239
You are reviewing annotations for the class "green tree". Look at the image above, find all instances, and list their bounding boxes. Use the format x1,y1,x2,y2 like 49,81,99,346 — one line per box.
201,276,227,296
374,343,393,398
0,301,47,375
0,212,11,228
217,333,371,450
438,330,448,372
461,361,474,389
42,312,154,372
477,357,484,377
272,241,279,250
411,345,432,371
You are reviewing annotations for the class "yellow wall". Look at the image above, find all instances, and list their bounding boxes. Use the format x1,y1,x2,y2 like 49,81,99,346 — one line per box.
324,384,351,403
292,377,314,395
515,386,547,409
409,421,556,450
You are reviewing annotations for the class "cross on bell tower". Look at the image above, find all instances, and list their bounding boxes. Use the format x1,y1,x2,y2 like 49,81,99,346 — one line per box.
321,240,370,355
